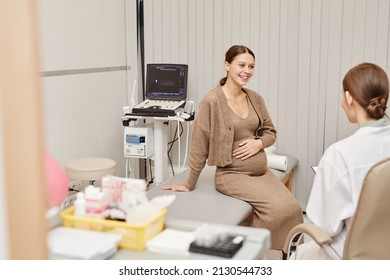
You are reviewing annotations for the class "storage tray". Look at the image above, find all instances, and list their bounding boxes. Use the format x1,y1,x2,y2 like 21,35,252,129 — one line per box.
60,206,166,250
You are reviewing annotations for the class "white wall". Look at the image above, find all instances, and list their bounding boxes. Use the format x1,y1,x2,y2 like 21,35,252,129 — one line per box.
38,0,139,178
143,0,390,208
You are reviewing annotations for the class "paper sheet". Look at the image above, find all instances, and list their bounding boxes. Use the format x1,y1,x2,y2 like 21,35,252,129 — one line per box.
47,227,121,260
267,154,288,172
146,228,196,255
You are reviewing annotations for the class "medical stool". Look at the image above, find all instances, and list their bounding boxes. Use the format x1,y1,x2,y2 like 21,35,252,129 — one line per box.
65,157,116,186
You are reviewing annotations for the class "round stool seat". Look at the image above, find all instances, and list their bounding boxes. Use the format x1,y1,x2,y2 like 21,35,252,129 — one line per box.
65,157,116,181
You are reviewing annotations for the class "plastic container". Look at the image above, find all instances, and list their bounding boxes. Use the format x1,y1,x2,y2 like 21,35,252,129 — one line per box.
74,192,86,216
101,176,125,206
60,206,166,250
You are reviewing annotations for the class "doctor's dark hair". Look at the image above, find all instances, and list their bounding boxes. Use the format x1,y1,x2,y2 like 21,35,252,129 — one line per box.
219,45,255,86
342,63,389,119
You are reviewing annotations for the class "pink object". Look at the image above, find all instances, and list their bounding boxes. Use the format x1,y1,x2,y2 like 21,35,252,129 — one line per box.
45,151,69,208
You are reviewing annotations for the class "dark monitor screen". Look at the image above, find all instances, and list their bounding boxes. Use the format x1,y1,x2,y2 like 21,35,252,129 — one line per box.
145,64,188,100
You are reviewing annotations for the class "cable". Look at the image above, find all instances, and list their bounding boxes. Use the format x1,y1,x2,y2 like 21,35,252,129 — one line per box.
182,121,190,170
167,121,184,176
177,118,181,173
167,123,178,176
167,123,178,173
146,158,154,189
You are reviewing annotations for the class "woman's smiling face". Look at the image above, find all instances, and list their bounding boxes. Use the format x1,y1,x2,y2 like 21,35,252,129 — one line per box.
225,52,255,87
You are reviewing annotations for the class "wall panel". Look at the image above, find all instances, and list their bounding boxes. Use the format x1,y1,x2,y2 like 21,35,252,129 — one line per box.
323,0,343,149
38,0,127,71
268,0,281,125
258,0,271,104
375,1,390,69
338,0,355,141
38,0,138,177
143,0,390,208
213,0,224,86
295,0,312,205
204,0,214,92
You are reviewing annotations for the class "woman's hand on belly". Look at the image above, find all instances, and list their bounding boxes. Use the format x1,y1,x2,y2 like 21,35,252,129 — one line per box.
161,183,190,192
232,138,264,160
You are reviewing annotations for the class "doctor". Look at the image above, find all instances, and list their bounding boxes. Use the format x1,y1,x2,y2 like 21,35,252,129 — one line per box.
296,62,390,259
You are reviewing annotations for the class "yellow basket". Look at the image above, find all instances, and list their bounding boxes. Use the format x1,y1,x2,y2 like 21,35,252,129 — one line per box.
60,206,166,250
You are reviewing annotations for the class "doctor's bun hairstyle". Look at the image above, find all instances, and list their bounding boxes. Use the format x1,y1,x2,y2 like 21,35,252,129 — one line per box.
342,62,389,119
219,45,255,86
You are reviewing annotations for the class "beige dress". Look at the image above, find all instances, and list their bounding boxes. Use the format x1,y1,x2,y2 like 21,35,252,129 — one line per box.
214,99,303,250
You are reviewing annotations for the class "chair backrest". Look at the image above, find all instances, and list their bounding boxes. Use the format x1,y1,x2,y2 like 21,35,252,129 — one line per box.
343,157,390,260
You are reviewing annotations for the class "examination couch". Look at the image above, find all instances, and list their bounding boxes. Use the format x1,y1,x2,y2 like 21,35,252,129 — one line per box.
147,155,298,226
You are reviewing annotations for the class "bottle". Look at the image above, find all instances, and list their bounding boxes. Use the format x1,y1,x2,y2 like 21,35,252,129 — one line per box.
74,192,86,216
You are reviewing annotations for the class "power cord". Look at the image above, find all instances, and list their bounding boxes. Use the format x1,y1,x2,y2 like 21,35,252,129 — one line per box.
167,125,178,176
146,158,154,189
177,118,181,173
167,121,183,176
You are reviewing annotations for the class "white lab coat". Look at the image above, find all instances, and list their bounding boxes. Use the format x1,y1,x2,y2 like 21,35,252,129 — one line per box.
296,123,390,259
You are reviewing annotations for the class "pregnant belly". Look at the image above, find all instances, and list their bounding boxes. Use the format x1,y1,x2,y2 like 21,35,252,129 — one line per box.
224,140,268,176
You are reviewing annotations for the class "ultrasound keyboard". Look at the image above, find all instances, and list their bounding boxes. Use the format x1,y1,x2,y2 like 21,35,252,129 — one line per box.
132,100,185,117
131,108,178,117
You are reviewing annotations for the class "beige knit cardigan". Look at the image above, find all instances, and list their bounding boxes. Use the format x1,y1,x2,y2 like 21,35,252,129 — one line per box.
185,86,277,190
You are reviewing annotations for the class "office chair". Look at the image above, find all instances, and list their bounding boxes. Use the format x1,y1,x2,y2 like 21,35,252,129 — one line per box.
282,157,390,260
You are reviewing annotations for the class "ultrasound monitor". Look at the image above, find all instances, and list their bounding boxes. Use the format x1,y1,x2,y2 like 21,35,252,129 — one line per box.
145,64,188,101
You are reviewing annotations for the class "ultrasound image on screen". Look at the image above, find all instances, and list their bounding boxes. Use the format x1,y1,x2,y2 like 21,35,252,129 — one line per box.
146,64,188,99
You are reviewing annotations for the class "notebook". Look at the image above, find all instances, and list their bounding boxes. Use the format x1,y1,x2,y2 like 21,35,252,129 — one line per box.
132,64,188,117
